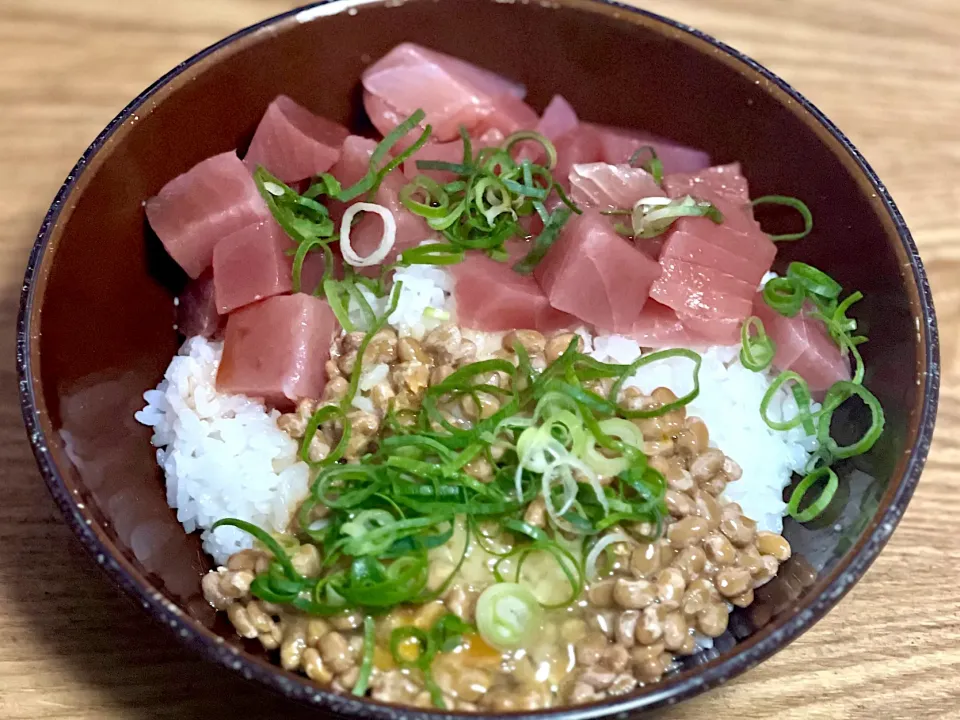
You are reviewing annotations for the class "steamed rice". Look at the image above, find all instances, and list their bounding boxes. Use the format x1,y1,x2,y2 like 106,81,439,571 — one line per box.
135,337,310,563
137,266,814,566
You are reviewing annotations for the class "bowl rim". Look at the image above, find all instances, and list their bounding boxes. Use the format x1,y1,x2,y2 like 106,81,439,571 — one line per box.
17,0,940,716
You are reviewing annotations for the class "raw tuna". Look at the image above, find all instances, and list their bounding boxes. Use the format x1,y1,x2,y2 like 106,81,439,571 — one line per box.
243,95,349,184
403,129,504,182
553,127,604,190
145,151,270,278
474,93,539,137
662,163,776,283
363,43,526,140
451,252,572,332
534,210,661,333
217,294,339,409
329,135,378,190
175,270,223,339
212,219,294,314
587,123,712,174
754,297,851,392
537,95,579,143
626,300,708,348
569,163,661,210
650,257,756,344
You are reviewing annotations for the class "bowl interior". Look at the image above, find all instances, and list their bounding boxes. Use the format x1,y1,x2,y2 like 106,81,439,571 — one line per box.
21,0,935,712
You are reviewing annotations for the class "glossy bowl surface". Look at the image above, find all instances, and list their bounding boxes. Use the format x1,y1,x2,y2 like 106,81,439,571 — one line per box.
18,0,938,716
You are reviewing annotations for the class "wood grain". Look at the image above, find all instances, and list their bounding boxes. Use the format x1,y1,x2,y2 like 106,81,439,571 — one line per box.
1,1,957,718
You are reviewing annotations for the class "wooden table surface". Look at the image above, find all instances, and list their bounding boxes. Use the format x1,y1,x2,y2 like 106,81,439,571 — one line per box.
2,1,958,718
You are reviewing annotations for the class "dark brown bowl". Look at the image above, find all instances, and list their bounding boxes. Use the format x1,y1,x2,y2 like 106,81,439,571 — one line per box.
17,0,938,716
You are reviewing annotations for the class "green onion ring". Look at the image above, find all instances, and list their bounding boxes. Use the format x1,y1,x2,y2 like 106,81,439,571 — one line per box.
752,195,814,242
787,467,838,521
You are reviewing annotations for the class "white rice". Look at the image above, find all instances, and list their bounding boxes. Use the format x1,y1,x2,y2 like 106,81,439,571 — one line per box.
135,337,310,564
137,265,814,565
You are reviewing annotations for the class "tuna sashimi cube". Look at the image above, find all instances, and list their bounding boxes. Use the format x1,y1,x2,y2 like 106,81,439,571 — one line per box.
475,93,539,137
553,127,604,190
534,210,661,333
451,253,573,332
363,43,525,141
516,94,580,164
664,163,750,207
403,129,504,182
176,270,223,339
754,297,851,392
650,257,756,344
329,135,378,190
537,95,579,144
243,95,349,184
569,163,662,210
587,123,712,175
145,151,270,278
657,230,764,282
217,294,339,410
662,164,776,284
212,219,294,314
625,300,709,349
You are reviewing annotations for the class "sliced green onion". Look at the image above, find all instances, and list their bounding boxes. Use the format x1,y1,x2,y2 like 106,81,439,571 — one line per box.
752,195,814,242
817,381,885,459
399,175,451,220
338,110,431,202
504,130,558,170
786,262,842,303
629,195,723,239
627,145,664,185
398,243,465,266
759,371,817,432
475,582,543,650
210,519,302,581
740,315,776,372
787,467,838,521
762,276,805,317
352,616,376,696
512,208,573,274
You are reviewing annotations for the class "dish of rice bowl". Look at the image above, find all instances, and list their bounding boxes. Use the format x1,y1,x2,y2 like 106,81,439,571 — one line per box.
18,0,937,715
132,42,886,710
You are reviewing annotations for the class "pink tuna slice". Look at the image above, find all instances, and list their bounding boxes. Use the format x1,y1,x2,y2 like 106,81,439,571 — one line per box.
243,95,350,184
586,123,712,175
329,135,379,190
753,297,851,392
403,129,504,182
474,93,539,137
145,151,270,278
534,210,661,333
362,43,525,141
569,163,662,210
661,163,776,284
650,257,756,344
537,95,579,144
176,270,223,339
626,300,711,349
451,252,573,332
217,294,339,410
213,220,292,314
553,126,604,190
212,218,334,313
517,94,580,164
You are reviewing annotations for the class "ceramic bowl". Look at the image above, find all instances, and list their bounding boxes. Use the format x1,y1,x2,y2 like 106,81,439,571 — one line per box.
18,0,939,716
